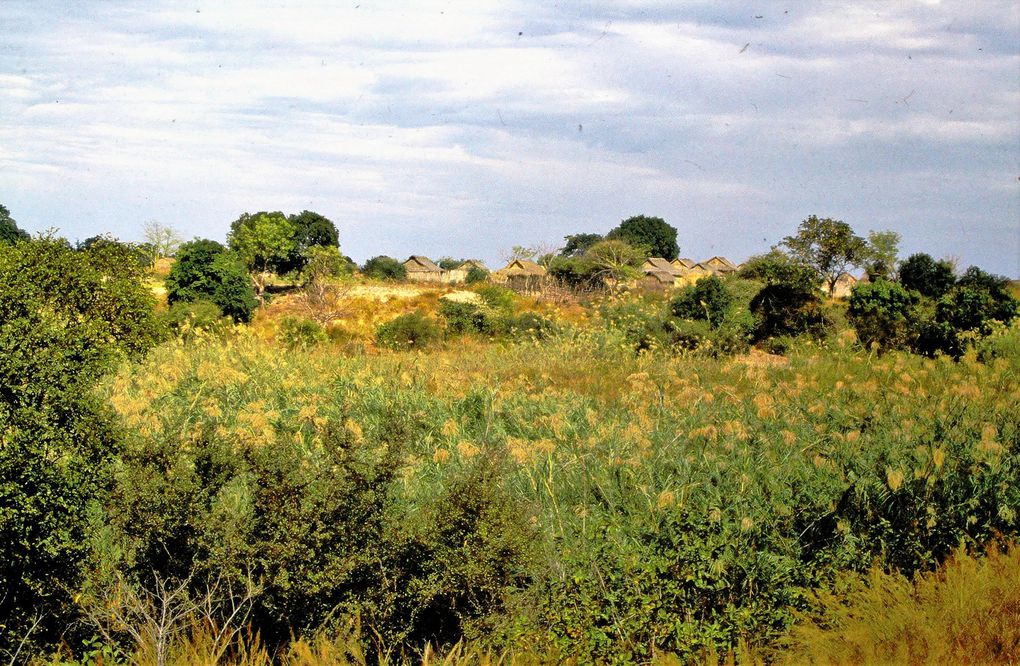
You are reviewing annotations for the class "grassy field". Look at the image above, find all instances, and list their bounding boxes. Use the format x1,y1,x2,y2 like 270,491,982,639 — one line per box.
92,299,1020,663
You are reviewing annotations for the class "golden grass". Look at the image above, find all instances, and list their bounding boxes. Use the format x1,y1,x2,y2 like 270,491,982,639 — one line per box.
781,543,1020,665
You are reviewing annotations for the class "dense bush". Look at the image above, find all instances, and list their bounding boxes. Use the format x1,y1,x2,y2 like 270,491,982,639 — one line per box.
439,299,487,335
166,239,258,322
750,282,830,341
0,236,161,653
164,299,230,335
898,253,956,298
465,265,489,284
671,276,733,327
362,255,407,281
848,279,918,351
376,311,441,350
278,315,327,349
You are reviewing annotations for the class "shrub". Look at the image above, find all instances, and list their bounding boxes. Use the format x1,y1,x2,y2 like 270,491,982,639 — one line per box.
439,299,487,335
164,299,230,335
375,311,440,350
362,256,406,281
465,266,488,284
507,312,558,340
278,316,327,349
166,239,257,322
898,253,956,298
670,276,733,327
750,282,830,341
847,279,918,351
473,284,516,313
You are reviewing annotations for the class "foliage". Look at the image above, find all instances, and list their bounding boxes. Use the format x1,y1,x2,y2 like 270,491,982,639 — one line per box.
559,233,603,257
606,214,678,260
780,215,867,293
227,212,297,295
166,239,258,322
783,543,1020,665
375,311,441,350
847,279,917,352
278,316,327,349
473,284,516,313
439,300,488,335
862,230,900,281
739,250,819,292
582,239,644,282
142,221,183,261
898,253,956,299
0,235,161,653
362,255,407,281
464,266,488,284
164,299,230,336
670,276,734,328
0,203,30,244
750,282,830,341
276,211,341,275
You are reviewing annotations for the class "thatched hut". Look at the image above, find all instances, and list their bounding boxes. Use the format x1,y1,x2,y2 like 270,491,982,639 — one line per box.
702,256,738,275
824,272,859,299
403,255,445,282
494,259,547,293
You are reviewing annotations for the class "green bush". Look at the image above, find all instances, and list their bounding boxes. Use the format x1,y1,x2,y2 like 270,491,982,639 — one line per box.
164,299,230,335
166,239,258,322
439,299,486,335
465,266,489,284
848,279,918,351
899,253,956,299
278,316,327,349
473,284,516,313
376,311,440,350
671,276,733,328
362,256,407,281
507,311,558,340
0,236,161,653
750,283,830,341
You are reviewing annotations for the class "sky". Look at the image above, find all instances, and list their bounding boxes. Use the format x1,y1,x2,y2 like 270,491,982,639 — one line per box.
1,1,1018,276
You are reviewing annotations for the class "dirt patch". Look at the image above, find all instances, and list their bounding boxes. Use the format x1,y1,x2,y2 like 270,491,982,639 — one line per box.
440,291,482,304
348,284,431,301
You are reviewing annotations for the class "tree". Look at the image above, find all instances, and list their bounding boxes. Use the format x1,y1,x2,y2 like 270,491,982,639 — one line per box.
898,253,956,299
863,230,901,281
583,239,645,283
300,245,352,325
848,279,917,351
0,235,162,652
560,233,603,257
280,210,340,274
227,212,297,296
0,204,29,244
606,215,678,260
362,256,407,281
779,215,867,293
742,251,830,341
166,239,257,322
143,221,183,261
670,276,733,328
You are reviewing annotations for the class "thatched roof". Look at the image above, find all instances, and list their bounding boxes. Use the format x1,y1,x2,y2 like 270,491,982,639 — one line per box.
403,255,442,272
498,259,546,276
703,256,738,272
642,257,680,275
672,258,696,269
458,259,489,272
643,269,676,284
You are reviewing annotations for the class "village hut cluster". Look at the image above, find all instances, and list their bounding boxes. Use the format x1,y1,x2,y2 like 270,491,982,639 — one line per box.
400,254,863,297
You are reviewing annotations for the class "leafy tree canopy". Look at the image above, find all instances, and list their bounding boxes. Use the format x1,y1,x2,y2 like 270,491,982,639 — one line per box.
863,230,901,281
779,215,867,293
560,233,603,257
671,275,734,328
362,255,407,281
0,203,29,244
227,212,297,295
898,253,956,299
606,215,678,260
738,250,820,292
166,239,257,322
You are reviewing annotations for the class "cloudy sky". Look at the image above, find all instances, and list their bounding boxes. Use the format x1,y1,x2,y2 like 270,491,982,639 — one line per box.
2,1,1018,275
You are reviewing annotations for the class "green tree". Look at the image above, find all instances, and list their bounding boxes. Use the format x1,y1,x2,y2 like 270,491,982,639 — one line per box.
606,215,678,260
863,230,901,281
281,210,340,274
0,204,29,244
166,239,257,322
848,279,918,351
0,235,161,652
583,239,645,283
227,212,297,296
560,233,603,257
671,276,733,328
780,215,867,293
898,253,956,298
362,256,407,281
